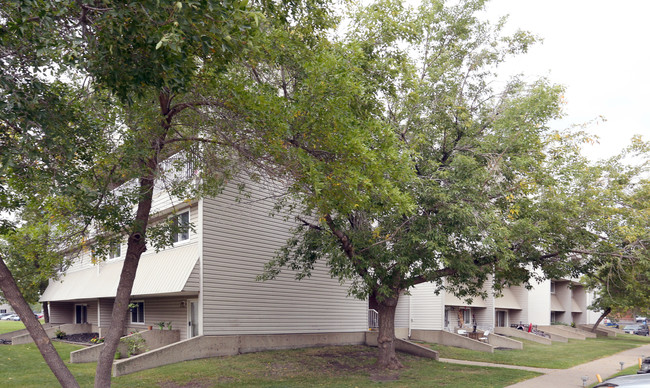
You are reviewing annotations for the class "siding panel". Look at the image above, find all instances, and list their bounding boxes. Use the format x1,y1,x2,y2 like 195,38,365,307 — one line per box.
202,178,367,335
410,283,444,330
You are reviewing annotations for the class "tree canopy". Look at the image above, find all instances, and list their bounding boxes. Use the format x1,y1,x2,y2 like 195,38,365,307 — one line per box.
261,0,649,368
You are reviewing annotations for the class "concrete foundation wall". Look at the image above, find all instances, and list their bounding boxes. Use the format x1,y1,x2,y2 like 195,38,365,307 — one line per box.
494,327,552,345
71,329,181,363
410,329,494,353
552,325,597,338
0,323,55,341
488,333,522,350
577,324,618,337
395,327,409,339
112,332,367,377
362,332,439,360
11,323,91,345
538,325,586,340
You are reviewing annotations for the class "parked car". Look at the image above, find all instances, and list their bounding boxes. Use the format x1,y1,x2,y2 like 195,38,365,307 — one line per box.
0,313,13,320
604,321,620,329
636,316,647,323
623,324,649,336
638,357,650,374
595,373,650,387
1,314,19,321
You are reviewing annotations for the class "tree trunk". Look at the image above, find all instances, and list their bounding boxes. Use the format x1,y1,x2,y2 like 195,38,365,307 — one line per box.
94,91,171,387
42,301,50,324
93,175,156,388
0,258,80,387
376,294,403,370
591,307,612,333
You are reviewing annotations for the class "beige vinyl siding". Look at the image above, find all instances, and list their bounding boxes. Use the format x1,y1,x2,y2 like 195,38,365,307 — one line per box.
201,179,367,335
65,249,96,273
507,285,528,325
394,293,409,329
410,283,444,330
474,281,494,329
49,302,74,324
183,261,200,292
97,296,193,338
85,302,98,325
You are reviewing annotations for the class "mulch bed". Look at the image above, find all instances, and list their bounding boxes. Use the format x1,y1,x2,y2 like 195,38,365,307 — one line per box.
53,332,100,346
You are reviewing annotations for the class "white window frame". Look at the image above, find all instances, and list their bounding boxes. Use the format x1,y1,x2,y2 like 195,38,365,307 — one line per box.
550,281,556,294
129,301,145,324
172,210,190,244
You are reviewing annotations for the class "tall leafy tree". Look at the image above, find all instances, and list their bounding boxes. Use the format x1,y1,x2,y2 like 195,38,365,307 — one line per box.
261,0,635,368
1,1,258,386
582,143,650,330
2,0,413,385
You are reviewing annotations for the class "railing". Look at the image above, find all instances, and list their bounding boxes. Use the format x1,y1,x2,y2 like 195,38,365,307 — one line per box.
368,309,379,329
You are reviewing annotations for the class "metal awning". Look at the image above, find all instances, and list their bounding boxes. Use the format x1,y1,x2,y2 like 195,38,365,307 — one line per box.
494,288,522,310
40,243,199,302
571,298,582,313
551,294,565,312
444,292,487,308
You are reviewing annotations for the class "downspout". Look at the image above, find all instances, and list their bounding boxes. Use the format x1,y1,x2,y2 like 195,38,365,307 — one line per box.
408,293,412,338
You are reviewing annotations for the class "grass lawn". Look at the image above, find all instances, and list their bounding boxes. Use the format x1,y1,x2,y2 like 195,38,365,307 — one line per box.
0,320,27,334
0,344,539,388
425,334,650,369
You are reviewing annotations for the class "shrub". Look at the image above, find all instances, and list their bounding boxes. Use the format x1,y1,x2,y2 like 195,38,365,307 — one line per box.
120,333,147,357
54,329,66,339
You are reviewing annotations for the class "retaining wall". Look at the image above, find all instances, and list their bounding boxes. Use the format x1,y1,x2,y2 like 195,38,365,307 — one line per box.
71,329,180,363
11,323,92,345
538,325,586,340
494,327,552,345
577,324,618,337
410,329,494,353
112,332,367,377
0,323,55,342
364,331,439,360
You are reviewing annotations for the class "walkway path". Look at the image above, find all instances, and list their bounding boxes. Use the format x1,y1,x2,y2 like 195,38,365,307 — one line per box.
439,343,650,388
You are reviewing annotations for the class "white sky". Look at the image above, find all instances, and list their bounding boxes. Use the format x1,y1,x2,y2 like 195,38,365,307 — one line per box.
482,0,650,161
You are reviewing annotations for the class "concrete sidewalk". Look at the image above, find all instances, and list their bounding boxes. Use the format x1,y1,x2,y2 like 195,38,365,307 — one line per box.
440,343,650,388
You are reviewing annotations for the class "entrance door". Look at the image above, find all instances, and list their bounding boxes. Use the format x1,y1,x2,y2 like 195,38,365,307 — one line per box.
75,304,87,324
496,310,507,327
187,299,199,339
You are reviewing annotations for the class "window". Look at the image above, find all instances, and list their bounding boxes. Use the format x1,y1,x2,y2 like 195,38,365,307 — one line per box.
108,243,121,260
0,309,6,313
458,308,471,326
172,211,190,243
550,281,556,294
496,310,507,327
130,301,145,324
550,311,557,323
75,304,87,324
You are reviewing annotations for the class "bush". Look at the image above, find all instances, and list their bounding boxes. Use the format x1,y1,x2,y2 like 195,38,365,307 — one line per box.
54,329,66,339
120,333,147,357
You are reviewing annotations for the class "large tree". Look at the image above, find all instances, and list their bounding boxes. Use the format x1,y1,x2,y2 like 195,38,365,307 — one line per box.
1,1,258,386
2,0,412,385
582,143,650,331
261,0,634,368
